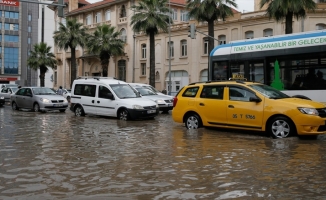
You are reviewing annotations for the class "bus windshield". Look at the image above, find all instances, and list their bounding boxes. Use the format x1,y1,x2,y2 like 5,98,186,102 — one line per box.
249,84,290,99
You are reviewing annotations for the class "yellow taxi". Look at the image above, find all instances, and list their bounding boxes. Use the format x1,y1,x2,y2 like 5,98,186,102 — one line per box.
172,79,326,138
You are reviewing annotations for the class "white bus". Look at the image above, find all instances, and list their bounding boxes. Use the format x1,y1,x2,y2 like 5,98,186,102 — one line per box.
209,30,326,103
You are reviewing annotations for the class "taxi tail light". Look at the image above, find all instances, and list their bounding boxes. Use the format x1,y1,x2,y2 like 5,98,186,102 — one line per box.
173,97,178,107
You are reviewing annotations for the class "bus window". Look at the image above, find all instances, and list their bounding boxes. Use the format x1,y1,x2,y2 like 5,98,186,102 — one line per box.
212,61,227,81
249,61,264,83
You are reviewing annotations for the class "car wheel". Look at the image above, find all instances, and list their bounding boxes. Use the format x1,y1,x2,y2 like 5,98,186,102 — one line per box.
75,106,85,116
185,113,201,129
33,103,40,112
59,109,66,113
119,109,129,121
67,96,71,103
12,102,19,110
268,116,295,139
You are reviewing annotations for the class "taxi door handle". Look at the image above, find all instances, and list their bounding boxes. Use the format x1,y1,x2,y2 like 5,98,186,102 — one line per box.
228,105,234,108
199,102,205,106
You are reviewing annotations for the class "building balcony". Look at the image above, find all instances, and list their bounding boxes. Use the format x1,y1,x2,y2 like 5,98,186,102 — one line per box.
119,17,127,24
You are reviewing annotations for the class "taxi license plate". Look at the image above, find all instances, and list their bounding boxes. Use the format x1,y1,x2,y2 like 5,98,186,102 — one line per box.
54,104,63,107
147,110,156,114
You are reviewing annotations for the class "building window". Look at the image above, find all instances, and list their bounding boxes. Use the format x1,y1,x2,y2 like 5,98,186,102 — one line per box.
105,10,111,21
95,12,102,23
86,14,92,25
5,23,19,31
120,28,127,42
168,41,174,58
141,63,146,75
28,26,31,32
203,37,209,54
245,31,254,39
141,44,146,59
181,10,189,22
155,71,160,81
4,35,19,42
28,14,32,21
4,47,19,74
180,40,187,57
316,23,326,30
28,37,31,44
61,18,66,26
4,11,19,19
263,29,273,37
120,5,126,18
54,71,57,85
218,35,226,45
172,9,177,20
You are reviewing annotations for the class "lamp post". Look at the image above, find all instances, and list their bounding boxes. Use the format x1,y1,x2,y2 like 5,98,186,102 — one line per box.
168,0,172,95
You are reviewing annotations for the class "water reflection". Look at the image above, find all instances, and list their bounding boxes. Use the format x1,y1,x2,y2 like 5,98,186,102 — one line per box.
1,106,326,199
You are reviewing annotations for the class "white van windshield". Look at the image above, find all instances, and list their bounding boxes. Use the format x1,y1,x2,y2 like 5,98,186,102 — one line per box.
110,84,141,99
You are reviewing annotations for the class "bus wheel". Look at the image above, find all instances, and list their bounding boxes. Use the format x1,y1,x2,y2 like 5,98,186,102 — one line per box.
268,116,295,139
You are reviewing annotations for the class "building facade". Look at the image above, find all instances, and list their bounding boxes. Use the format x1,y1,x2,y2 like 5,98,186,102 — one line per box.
0,0,39,86
52,0,326,95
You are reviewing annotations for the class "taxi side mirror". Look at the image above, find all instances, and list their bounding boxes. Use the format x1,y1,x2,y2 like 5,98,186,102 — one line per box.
249,96,262,103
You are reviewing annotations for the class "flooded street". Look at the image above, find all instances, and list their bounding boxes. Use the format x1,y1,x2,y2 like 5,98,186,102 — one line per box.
1,104,326,199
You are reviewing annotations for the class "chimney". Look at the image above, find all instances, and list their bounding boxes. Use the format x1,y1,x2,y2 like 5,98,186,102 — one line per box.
69,0,79,11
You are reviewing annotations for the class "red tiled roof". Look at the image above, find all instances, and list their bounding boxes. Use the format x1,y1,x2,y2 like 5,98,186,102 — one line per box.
63,0,90,4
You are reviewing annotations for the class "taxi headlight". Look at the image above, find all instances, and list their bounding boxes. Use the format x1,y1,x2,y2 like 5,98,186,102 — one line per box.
132,105,144,109
298,107,319,116
40,98,51,103
155,99,165,104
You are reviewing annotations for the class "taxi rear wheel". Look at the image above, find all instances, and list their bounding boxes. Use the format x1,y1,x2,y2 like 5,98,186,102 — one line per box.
185,113,201,129
268,116,295,139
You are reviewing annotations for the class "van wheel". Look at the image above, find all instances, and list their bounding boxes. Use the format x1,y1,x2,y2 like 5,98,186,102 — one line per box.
185,113,201,129
33,103,40,112
12,102,19,110
119,109,129,121
75,106,85,116
268,116,295,139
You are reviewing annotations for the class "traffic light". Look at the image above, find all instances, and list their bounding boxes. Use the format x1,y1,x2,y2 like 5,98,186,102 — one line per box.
58,0,64,18
188,24,196,39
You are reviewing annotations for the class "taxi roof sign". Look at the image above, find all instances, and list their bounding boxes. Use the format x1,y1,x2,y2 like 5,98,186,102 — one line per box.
229,74,247,81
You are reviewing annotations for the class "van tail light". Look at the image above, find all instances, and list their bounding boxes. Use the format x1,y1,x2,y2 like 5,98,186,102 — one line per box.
173,97,178,107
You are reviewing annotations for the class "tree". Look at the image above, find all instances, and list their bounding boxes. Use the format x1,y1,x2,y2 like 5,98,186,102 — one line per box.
87,24,125,77
27,42,57,87
53,18,88,87
187,0,237,60
131,0,172,87
260,0,316,34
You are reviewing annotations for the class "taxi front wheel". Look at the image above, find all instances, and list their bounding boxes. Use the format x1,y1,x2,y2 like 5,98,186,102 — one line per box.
185,113,202,129
268,116,295,139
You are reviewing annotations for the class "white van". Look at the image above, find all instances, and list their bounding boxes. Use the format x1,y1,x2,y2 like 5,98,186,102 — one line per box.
70,77,159,120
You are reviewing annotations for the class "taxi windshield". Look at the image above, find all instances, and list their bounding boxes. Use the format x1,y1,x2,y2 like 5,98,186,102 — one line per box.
249,84,290,99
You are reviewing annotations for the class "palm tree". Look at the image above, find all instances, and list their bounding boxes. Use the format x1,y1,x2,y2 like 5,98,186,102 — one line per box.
53,18,88,87
87,24,125,77
260,0,316,34
187,0,237,59
131,0,171,87
27,42,57,87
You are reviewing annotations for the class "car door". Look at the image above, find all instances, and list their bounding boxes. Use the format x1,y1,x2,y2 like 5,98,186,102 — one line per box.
14,88,26,107
96,85,117,116
23,88,34,109
226,85,264,130
197,85,228,126
1,88,9,101
80,84,97,114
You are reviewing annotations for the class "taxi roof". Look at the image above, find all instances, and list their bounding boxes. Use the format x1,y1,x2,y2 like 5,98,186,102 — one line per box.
187,80,262,86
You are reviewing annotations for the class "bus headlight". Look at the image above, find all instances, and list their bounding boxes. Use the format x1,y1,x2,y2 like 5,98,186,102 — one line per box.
298,107,319,116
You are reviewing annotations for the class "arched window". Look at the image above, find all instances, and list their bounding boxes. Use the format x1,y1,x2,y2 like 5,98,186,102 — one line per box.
86,14,92,25
263,28,273,37
180,40,187,57
203,37,209,54
141,44,146,59
155,71,160,81
105,10,111,21
120,5,126,18
167,41,174,58
218,35,226,45
120,28,127,42
171,9,177,20
95,12,102,23
245,31,254,39
316,23,326,30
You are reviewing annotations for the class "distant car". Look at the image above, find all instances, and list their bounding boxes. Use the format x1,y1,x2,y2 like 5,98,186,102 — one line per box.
0,95,4,107
128,83,174,97
132,86,174,113
0,87,18,102
62,89,71,102
10,87,69,112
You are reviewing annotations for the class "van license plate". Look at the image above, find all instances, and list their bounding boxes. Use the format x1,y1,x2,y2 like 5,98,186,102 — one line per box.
147,110,156,114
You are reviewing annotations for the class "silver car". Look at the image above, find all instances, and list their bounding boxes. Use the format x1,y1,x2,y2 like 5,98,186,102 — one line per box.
132,86,174,113
0,87,18,102
11,87,69,112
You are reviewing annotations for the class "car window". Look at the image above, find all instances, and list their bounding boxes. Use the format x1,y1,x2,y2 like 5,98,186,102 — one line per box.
74,84,97,97
1,88,7,93
136,87,157,96
16,88,25,95
25,88,32,96
98,85,113,99
200,85,224,99
229,86,256,102
182,87,199,97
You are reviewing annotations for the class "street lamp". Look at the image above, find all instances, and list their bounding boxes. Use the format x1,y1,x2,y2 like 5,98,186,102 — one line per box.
168,0,172,95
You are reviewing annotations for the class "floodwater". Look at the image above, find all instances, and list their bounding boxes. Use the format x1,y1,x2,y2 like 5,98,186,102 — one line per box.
1,105,326,199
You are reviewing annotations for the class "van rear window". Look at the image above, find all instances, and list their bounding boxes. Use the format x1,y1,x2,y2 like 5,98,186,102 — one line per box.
74,84,96,97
